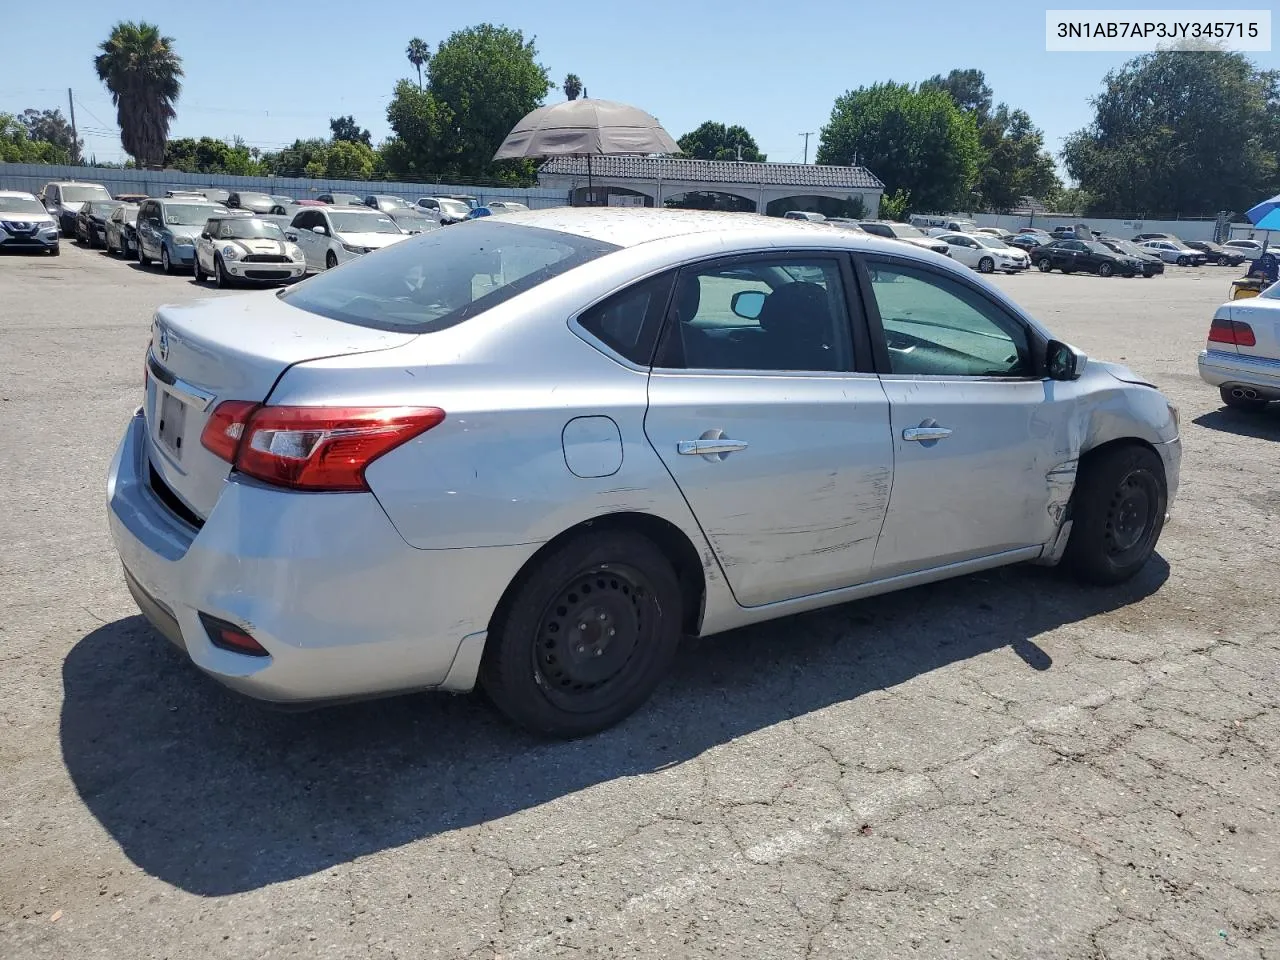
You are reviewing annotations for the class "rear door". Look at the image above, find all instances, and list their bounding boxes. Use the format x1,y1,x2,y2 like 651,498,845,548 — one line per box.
643,252,894,607
857,255,1073,578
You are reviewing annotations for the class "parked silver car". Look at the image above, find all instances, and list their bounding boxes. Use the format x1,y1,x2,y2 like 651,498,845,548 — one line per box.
108,209,1181,736
1198,283,1280,408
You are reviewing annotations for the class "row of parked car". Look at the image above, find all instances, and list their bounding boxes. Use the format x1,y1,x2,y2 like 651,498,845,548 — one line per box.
0,180,534,286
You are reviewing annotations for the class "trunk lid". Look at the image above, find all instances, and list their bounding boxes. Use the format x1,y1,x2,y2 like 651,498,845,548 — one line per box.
145,292,415,520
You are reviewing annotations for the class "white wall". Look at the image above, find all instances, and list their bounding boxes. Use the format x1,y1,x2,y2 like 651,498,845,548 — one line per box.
969,212,1220,241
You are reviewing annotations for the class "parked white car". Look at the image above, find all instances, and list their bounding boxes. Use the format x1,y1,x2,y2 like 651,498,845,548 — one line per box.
975,227,1015,240
285,206,409,271
416,197,472,224
1139,240,1209,266
856,221,950,256
194,215,306,287
1223,239,1266,262
936,232,1030,273
1198,282,1280,409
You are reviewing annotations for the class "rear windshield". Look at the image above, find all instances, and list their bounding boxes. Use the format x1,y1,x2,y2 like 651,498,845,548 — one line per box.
280,221,620,333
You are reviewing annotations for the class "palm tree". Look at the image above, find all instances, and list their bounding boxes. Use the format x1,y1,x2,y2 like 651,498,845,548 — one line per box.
563,73,583,101
406,38,430,90
94,21,182,170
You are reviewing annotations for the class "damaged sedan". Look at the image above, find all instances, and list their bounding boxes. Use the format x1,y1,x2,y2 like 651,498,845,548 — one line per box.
107,209,1181,737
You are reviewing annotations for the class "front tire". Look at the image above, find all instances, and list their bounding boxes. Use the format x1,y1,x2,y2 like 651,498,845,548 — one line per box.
1064,445,1167,586
480,530,683,738
1220,385,1269,411
161,246,173,274
49,244,60,257
214,255,231,288
325,250,338,270
139,244,151,266
977,256,994,274
1097,261,1114,278
193,253,204,282
1037,259,1052,273
1176,256,1189,266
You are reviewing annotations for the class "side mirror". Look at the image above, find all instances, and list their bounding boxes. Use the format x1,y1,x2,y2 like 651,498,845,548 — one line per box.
1046,340,1087,381
285,232,298,242
731,290,766,320
312,225,327,235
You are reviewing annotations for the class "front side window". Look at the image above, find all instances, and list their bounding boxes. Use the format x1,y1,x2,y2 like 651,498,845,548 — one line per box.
655,257,853,373
866,261,1032,378
280,221,619,333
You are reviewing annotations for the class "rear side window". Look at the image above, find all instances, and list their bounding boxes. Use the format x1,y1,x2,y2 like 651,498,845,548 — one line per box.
577,273,674,365
281,221,620,333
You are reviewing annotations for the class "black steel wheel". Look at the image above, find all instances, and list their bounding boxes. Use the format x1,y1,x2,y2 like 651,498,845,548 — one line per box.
1098,261,1114,277
1064,444,1167,585
481,529,683,737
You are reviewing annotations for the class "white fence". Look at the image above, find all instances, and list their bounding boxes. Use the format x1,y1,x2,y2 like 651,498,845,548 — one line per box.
0,163,571,209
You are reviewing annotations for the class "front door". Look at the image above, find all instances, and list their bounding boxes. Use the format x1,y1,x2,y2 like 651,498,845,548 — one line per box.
643,253,894,607
859,257,1074,578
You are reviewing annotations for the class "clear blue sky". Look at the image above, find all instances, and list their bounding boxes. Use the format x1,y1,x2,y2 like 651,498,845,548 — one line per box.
3,0,1276,172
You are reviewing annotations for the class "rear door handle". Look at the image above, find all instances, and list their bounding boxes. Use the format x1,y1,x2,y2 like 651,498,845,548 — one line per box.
677,439,749,457
903,426,952,442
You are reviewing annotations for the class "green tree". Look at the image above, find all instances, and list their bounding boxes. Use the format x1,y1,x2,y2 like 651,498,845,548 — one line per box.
1062,50,1280,216
0,113,68,162
563,73,583,100
417,23,551,180
817,82,980,214
879,188,911,221
383,80,451,178
677,121,766,161
261,138,330,178
977,106,1062,212
921,68,993,122
329,115,371,147
324,139,379,178
406,38,430,90
94,21,183,169
19,109,82,163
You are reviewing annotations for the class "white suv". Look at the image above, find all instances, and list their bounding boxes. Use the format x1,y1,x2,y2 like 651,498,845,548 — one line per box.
0,190,60,254
286,206,409,271
415,196,472,224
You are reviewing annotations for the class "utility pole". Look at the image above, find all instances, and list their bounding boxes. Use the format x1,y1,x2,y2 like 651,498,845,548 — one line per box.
799,131,813,164
67,88,78,163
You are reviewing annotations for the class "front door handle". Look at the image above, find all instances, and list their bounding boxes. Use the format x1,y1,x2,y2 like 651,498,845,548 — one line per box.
903,425,952,443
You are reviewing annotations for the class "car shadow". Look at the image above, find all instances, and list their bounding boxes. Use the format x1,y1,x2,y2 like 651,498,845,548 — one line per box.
61,557,1168,896
1192,407,1280,440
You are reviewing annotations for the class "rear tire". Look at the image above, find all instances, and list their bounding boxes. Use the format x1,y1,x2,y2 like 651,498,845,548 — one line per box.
1064,445,1167,586
977,256,994,274
480,530,683,738
1220,385,1269,411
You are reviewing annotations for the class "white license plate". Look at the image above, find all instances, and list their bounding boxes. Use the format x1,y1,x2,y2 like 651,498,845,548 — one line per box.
156,390,188,461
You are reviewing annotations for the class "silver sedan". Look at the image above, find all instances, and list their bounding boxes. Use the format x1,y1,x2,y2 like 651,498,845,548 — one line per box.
107,209,1182,737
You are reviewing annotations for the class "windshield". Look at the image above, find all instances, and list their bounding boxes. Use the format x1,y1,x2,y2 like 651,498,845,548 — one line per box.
376,196,413,209
889,224,927,238
0,196,48,216
1105,239,1145,256
217,219,286,240
330,212,403,234
235,193,273,207
438,200,470,218
61,184,111,203
88,201,121,216
1084,242,1116,255
163,203,223,225
973,235,1010,249
280,221,620,333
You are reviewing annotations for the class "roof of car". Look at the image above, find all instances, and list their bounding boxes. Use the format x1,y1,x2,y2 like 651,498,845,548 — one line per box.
495,207,913,251
0,190,39,199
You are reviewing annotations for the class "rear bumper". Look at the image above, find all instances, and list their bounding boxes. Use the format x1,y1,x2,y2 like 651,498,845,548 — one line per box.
106,411,534,703
1198,349,1280,399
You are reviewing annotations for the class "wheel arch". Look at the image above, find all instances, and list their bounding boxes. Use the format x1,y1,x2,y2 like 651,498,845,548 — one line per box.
487,511,707,640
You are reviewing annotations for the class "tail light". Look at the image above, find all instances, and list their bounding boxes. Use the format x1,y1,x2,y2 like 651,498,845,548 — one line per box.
1208,317,1256,347
200,404,445,491
199,612,269,657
